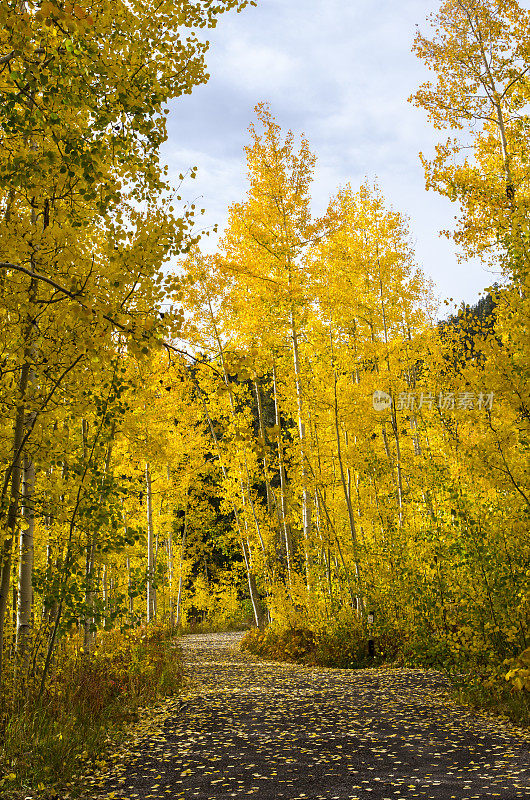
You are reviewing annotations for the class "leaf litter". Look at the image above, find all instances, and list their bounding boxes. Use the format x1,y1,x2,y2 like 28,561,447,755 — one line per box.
93,631,530,799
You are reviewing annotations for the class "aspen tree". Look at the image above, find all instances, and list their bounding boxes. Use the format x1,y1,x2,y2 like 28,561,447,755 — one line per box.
146,463,156,624
220,104,325,583
0,0,256,676
16,455,35,657
411,1,530,649
178,251,273,621
410,0,530,277
175,510,187,629
272,362,294,585
303,183,433,618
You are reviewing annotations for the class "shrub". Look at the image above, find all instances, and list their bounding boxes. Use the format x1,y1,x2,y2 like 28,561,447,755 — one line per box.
241,625,317,664
241,612,405,669
0,625,183,798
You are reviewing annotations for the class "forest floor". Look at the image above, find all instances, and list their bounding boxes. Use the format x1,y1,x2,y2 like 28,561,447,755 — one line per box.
91,631,530,800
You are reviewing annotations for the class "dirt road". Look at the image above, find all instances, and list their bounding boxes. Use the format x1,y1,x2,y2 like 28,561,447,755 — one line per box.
97,631,530,799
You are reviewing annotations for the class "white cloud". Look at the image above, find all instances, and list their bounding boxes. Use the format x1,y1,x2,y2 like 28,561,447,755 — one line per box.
161,0,495,306
216,38,300,94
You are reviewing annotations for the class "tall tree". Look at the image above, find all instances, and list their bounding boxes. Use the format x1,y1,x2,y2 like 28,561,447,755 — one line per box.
219,103,324,584
410,0,530,280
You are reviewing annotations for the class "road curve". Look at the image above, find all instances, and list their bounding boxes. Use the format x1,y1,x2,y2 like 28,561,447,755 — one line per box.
97,630,530,800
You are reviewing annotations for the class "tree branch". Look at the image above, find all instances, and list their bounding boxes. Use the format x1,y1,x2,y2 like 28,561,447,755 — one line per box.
0,51,15,66
0,263,221,375
0,262,130,332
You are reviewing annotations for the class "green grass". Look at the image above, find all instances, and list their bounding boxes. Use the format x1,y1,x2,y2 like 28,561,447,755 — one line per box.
449,670,530,728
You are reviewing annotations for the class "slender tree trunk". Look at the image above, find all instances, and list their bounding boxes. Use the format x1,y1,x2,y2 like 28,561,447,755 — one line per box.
83,420,115,650
165,465,174,629
81,420,95,650
16,455,35,658
146,463,156,623
241,454,267,559
289,309,311,579
272,362,293,584
0,360,31,679
175,511,187,629
102,565,108,628
330,333,363,613
314,489,331,616
410,414,422,456
254,378,273,513
376,248,404,527
241,536,265,629
44,521,53,622
153,527,159,619
315,484,357,609
126,556,134,615
390,408,404,527
167,533,174,629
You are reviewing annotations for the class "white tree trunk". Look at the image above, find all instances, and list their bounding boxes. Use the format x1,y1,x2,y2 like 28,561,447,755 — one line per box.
289,308,311,581
241,535,265,629
272,362,293,585
0,360,31,679
16,455,35,657
126,555,134,615
167,534,174,629
102,564,108,628
175,514,187,629
146,463,156,623
254,378,273,513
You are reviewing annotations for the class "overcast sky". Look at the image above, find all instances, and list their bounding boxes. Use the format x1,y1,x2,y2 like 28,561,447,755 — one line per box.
162,0,500,311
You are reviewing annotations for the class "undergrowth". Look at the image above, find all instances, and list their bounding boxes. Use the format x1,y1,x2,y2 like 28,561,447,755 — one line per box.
241,612,404,669
180,616,253,635
0,625,183,799
450,670,530,728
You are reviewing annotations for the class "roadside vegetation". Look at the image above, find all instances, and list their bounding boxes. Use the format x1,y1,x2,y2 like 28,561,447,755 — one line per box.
0,625,183,799
241,610,530,728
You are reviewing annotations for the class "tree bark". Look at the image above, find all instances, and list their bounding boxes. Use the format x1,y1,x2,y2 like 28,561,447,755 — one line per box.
254,378,274,514
0,359,31,679
167,533,174,629
16,455,35,658
272,362,293,584
241,536,265,629
146,463,156,623
175,511,187,629
126,555,134,615
289,308,311,580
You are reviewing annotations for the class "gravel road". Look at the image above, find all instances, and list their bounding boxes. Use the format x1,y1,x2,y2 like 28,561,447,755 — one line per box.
97,631,530,799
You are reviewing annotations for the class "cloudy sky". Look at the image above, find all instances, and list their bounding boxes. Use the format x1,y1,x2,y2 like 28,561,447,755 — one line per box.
162,0,499,311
